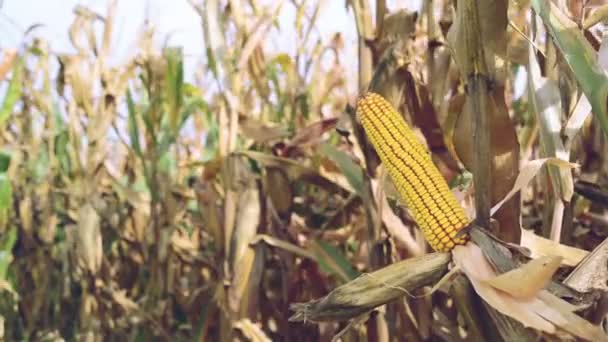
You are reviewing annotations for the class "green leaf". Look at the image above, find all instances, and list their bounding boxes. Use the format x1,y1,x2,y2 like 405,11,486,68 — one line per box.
157,98,206,156
30,148,49,181
319,143,366,200
205,47,218,78
449,170,473,189
127,90,143,157
141,96,163,146
311,240,360,283
0,226,16,280
295,93,310,120
194,299,213,341
0,152,14,281
0,57,23,126
164,47,184,133
55,130,70,174
0,152,10,173
203,108,220,161
0,173,12,234
531,0,608,137
158,152,176,174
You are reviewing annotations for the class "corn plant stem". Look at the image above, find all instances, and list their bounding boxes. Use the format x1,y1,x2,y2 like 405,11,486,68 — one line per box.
450,275,490,341
375,0,387,37
451,0,493,229
425,0,435,95
549,198,564,242
350,2,391,337
469,74,492,228
351,0,374,91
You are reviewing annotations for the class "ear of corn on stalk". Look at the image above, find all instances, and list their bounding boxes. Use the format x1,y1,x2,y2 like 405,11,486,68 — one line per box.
356,92,470,252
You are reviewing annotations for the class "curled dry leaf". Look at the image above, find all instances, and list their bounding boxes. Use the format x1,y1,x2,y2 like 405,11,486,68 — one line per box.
453,243,607,340
285,117,339,152
482,255,563,300
239,151,350,195
239,115,290,143
111,289,139,312
171,229,198,260
250,234,316,260
521,229,588,267
453,243,556,333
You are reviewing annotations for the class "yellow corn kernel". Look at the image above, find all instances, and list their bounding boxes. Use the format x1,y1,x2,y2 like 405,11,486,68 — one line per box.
356,92,469,252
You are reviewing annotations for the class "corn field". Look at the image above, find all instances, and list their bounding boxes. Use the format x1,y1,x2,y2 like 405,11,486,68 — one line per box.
1,0,608,341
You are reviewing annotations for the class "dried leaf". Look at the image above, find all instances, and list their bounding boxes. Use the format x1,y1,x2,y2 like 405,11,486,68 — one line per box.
483,255,562,300
0,50,17,82
582,4,608,29
370,178,422,256
564,237,608,292
250,234,316,260
231,186,260,266
228,185,261,314
18,197,33,239
76,203,102,274
287,117,338,149
491,158,578,216
229,247,257,314
453,85,521,242
236,1,284,71
239,116,289,143
521,229,588,267
264,167,292,220
239,151,349,195
233,318,272,342
453,243,607,340
564,94,592,146
453,243,556,333
112,289,139,312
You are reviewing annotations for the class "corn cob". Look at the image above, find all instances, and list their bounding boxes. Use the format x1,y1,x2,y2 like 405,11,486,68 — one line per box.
357,92,470,252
